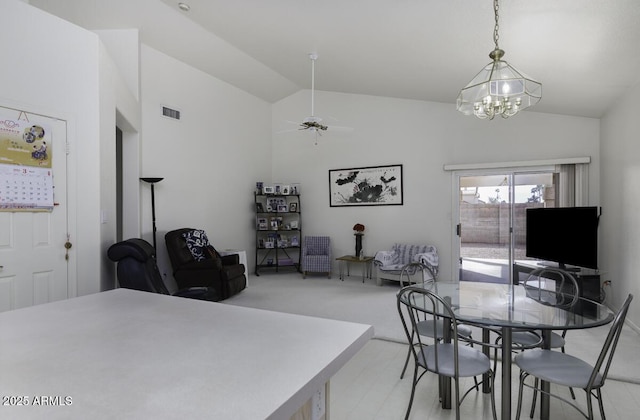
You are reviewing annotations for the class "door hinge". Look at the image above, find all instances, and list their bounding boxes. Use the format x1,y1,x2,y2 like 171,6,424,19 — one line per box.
456,223,462,237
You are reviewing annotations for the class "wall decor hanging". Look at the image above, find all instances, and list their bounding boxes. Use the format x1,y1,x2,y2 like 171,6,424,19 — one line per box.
329,164,403,207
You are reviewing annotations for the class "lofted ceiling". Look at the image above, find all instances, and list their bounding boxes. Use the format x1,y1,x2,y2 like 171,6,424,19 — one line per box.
29,0,640,118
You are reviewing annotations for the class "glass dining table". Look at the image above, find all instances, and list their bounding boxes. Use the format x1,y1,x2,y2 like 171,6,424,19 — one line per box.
405,281,614,420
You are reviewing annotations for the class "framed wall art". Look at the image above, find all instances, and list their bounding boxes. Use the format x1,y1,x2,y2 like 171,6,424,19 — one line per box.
328,164,403,207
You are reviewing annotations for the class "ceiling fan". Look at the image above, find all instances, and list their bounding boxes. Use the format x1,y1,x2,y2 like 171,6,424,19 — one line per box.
279,53,352,144
300,53,328,135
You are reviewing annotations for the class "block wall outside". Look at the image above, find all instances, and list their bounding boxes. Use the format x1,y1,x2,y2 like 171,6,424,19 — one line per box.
460,202,544,247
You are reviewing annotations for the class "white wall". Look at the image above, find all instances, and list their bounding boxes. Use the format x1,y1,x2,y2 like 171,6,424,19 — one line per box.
1,0,100,296
272,90,600,281
139,45,272,290
600,80,640,328
4,1,141,297
97,34,141,292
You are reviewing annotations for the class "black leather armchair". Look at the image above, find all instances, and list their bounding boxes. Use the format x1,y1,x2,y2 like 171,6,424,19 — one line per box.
165,228,246,300
107,238,220,301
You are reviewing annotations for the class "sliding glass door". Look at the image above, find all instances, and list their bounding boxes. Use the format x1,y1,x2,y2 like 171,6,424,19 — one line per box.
456,170,556,284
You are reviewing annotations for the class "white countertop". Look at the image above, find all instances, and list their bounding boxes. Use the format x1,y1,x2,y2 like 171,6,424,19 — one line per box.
0,289,373,419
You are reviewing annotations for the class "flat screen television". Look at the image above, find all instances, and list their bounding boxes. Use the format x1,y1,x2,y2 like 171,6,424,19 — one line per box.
525,206,600,270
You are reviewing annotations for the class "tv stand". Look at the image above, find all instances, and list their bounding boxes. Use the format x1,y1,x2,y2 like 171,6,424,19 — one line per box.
513,261,602,316
538,261,581,272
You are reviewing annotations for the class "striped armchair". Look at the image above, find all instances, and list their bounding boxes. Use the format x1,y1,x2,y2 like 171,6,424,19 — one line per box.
373,243,438,286
301,236,332,278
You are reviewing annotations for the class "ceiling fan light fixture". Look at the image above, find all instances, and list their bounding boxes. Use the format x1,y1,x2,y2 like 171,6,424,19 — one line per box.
456,0,541,120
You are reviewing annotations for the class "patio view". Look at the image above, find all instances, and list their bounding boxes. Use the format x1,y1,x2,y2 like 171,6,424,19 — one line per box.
459,175,555,283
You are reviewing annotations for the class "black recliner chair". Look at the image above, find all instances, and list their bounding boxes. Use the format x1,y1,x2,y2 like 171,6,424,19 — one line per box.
165,228,246,301
107,238,221,301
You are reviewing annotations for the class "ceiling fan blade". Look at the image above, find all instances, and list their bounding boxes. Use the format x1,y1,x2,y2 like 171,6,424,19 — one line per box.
326,125,354,132
275,127,299,134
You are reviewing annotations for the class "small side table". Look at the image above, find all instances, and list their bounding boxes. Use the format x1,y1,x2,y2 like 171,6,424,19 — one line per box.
336,255,374,283
219,249,249,286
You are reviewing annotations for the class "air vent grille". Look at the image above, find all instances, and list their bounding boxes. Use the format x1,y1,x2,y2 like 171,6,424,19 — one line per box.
162,106,181,120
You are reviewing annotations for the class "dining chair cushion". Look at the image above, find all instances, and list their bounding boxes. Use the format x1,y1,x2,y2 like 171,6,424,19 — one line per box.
420,343,491,378
515,349,604,389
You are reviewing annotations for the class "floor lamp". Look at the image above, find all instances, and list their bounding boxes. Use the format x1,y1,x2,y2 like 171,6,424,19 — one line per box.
140,177,163,250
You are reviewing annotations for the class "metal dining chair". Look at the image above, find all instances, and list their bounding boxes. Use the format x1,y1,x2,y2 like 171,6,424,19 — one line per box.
514,294,633,420
397,285,497,420
397,263,475,380
491,268,580,382
521,267,581,413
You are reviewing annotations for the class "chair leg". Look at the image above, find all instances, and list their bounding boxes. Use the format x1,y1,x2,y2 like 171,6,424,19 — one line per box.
400,347,411,379
454,377,461,420
596,388,605,420
586,389,595,420
400,330,416,379
490,370,497,420
404,365,419,420
530,378,538,418
515,371,527,420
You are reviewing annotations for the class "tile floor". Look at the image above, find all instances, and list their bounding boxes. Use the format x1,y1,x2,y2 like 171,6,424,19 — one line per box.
330,338,640,420
226,274,640,419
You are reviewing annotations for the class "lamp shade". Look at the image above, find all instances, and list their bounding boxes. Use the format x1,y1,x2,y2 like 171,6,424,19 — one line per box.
457,54,542,120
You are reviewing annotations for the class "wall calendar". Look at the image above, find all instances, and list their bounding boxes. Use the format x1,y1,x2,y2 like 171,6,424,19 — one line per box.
0,106,54,211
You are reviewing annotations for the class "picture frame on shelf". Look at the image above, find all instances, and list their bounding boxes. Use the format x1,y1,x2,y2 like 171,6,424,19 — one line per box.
265,241,275,249
290,220,299,229
274,184,282,194
291,236,299,247
328,164,403,207
289,202,298,212
270,220,279,230
277,204,288,212
281,185,290,195
257,217,268,230
263,186,274,194
258,238,265,248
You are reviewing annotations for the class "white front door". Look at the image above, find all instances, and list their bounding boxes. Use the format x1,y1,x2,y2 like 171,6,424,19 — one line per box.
0,111,71,312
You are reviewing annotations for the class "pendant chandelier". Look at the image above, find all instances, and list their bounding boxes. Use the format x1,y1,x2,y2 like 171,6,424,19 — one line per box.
457,0,541,119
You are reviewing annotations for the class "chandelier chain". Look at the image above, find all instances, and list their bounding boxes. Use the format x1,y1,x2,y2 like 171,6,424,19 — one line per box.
493,0,500,51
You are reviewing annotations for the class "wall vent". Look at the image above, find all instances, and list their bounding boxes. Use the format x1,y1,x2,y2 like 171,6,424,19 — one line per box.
161,106,181,120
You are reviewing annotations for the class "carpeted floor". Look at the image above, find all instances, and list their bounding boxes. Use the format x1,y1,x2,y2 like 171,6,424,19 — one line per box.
225,272,405,342
223,272,640,384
